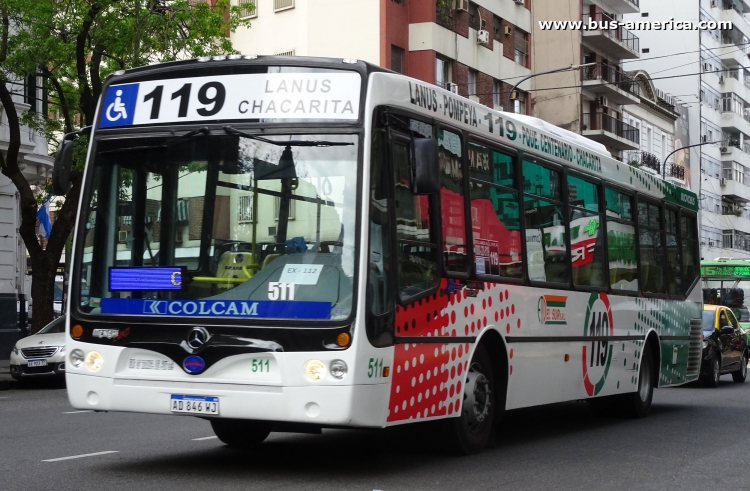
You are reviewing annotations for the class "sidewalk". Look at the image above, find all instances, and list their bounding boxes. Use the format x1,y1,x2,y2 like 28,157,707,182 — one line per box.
0,360,14,390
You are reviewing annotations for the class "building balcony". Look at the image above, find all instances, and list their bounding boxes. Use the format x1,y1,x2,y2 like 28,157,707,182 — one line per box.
722,227,750,252
595,0,639,15
581,13,640,60
720,144,750,168
720,173,750,202
719,33,750,67
721,2,750,44
719,70,750,103
720,109,750,136
581,63,640,105
582,113,639,150
0,102,54,184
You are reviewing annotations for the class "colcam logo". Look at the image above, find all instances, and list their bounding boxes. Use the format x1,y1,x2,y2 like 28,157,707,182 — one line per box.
143,300,259,316
537,295,567,325
183,355,205,374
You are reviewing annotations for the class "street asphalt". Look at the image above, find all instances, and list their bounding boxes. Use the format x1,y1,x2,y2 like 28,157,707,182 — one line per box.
1,371,749,490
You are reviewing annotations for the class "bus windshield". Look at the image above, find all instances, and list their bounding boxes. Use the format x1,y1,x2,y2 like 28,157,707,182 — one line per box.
76,132,359,322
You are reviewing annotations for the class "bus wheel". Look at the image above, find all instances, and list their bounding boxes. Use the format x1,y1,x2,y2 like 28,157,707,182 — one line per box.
444,344,495,455
732,352,747,383
625,343,654,418
210,419,272,448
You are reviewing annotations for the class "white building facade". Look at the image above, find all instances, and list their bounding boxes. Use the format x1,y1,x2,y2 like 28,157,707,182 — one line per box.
624,0,750,260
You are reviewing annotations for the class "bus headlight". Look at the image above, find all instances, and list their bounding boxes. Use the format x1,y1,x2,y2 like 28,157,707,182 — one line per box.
330,360,348,379
303,360,325,381
85,351,104,372
70,349,85,367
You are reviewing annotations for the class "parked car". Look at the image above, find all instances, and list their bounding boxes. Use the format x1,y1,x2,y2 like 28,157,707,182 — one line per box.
9,317,65,381
701,305,748,387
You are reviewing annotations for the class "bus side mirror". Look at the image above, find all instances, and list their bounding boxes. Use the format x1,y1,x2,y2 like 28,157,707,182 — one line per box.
52,140,74,196
411,138,439,195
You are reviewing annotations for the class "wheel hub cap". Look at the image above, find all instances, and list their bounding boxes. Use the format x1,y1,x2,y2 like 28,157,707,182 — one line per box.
463,365,491,431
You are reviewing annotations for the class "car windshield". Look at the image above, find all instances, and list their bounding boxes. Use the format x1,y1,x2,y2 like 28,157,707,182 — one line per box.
702,310,716,334
37,317,65,334
76,132,359,322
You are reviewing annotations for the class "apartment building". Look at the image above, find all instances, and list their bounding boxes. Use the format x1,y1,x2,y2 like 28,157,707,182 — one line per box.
621,70,682,188
229,0,533,110
533,0,642,161
624,0,750,260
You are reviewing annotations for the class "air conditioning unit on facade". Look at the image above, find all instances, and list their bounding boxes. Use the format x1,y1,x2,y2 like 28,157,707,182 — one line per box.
504,25,512,35
447,82,459,93
711,0,717,7
721,146,729,153
702,135,708,142
721,177,727,186
477,29,490,44
514,0,525,4
719,76,725,84
453,0,469,12
598,96,609,107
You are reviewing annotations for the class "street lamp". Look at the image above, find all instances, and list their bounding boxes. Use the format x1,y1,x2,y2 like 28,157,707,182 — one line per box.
507,63,596,108
661,140,723,179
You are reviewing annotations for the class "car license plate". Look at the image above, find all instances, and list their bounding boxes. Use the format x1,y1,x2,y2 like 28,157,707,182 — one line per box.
27,359,48,367
170,395,219,415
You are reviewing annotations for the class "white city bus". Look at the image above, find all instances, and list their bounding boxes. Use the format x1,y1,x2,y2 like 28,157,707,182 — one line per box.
57,56,703,454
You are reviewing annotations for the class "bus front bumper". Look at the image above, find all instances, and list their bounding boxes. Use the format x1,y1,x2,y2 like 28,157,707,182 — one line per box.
66,373,390,428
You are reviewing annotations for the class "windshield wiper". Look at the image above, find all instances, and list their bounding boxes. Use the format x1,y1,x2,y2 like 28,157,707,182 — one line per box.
223,126,353,147
99,127,210,154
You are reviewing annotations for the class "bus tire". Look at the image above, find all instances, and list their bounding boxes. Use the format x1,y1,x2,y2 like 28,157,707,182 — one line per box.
624,342,654,418
732,352,747,383
210,419,272,448
443,344,496,455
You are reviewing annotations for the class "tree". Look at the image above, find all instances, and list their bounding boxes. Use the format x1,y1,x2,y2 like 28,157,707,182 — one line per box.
0,0,251,332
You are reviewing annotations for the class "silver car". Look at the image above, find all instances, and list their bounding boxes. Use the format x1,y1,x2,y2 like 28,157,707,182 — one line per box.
9,317,65,380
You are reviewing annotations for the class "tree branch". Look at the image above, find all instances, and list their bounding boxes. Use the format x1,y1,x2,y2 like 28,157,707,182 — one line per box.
90,44,103,105
40,67,73,133
0,82,43,259
0,3,8,63
76,3,101,126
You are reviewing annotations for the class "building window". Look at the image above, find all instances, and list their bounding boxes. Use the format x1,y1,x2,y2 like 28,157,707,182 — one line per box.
493,80,502,107
238,195,253,222
237,0,257,18
493,16,503,41
512,90,527,115
273,194,296,220
391,45,405,74
24,75,37,113
273,0,294,12
514,30,529,67
468,2,480,30
436,57,451,89
468,69,477,96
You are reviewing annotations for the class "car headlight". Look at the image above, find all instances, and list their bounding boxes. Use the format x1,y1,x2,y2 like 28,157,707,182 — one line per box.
11,345,18,355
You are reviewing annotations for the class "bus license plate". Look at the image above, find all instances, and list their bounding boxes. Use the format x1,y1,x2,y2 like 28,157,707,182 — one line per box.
27,359,48,367
170,395,219,415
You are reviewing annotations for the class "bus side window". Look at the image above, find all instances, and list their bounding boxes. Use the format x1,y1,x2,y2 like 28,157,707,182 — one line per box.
567,174,606,288
392,138,439,303
605,187,638,292
680,212,699,292
438,128,468,273
664,208,681,296
368,131,393,317
638,199,665,294
522,160,568,285
468,142,522,279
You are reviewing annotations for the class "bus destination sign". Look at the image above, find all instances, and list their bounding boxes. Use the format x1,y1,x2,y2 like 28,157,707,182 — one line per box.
99,72,361,128
701,265,750,278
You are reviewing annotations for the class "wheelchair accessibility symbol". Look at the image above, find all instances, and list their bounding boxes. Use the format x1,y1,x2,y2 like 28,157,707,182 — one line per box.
106,90,128,122
99,83,138,128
